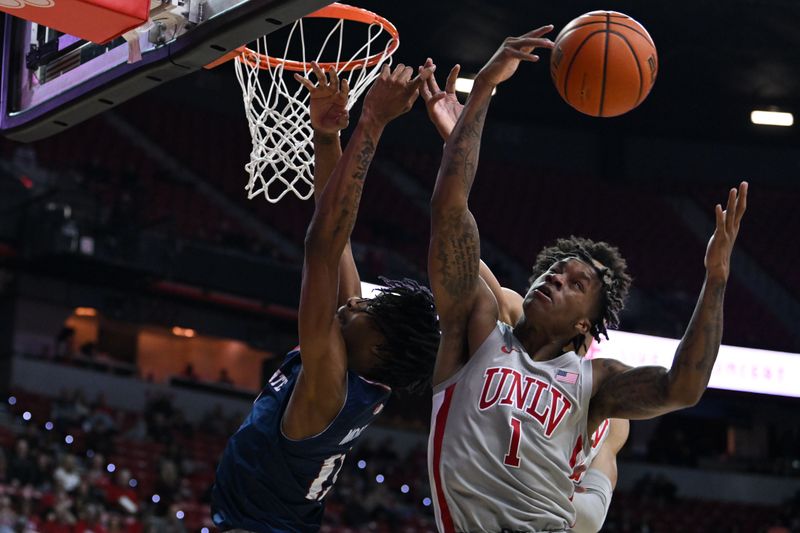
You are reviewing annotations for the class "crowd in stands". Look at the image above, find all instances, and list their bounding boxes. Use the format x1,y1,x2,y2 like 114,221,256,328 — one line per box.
1,388,798,532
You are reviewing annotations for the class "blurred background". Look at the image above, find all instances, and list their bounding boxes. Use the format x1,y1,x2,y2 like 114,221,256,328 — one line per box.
0,0,799,531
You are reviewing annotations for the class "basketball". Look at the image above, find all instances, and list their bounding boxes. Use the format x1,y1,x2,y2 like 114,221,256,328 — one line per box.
550,11,658,117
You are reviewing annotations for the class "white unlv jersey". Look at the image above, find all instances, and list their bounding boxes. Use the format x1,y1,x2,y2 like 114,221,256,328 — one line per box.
428,322,594,533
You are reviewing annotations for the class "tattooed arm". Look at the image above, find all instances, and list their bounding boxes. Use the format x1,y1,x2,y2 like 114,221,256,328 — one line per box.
588,183,748,431
296,63,361,305
285,63,432,439
428,28,554,385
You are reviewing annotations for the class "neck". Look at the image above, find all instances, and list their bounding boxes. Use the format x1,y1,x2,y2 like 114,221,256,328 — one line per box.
512,318,570,362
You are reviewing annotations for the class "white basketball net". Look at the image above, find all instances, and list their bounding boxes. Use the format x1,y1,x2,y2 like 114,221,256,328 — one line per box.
234,16,396,202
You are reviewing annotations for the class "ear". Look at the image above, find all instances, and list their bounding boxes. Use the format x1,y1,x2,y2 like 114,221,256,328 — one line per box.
574,318,592,336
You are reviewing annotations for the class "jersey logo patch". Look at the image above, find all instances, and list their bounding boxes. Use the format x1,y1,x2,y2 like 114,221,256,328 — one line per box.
555,369,578,384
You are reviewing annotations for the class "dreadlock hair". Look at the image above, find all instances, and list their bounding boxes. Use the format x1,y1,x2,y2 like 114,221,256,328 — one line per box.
363,277,440,393
528,236,632,353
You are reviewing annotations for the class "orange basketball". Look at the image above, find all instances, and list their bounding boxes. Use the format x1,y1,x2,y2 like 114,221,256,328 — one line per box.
550,11,658,117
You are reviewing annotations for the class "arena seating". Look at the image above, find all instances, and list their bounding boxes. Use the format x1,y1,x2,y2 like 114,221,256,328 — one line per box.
2,388,798,532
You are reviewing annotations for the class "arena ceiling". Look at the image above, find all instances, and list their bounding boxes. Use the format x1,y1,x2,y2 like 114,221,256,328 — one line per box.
351,0,800,144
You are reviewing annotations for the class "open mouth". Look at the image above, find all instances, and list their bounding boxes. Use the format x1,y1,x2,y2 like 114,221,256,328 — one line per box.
533,286,553,303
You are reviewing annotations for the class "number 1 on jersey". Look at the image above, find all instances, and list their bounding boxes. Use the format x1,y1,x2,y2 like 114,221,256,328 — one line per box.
503,416,522,467
306,453,346,501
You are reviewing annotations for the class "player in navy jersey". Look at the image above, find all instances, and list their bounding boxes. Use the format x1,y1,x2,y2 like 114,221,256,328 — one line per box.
211,62,439,533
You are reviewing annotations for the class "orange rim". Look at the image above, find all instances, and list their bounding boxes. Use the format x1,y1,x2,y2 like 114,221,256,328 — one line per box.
230,2,398,72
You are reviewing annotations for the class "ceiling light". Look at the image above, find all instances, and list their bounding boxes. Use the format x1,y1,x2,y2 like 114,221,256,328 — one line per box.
751,110,793,127
171,326,196,338
455,77,496,95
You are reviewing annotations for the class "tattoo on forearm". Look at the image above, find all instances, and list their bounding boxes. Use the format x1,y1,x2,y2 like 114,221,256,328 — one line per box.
435,210,480,298
440,107,487,194
678,281,725,377
329,136,374,239
332,181,364,236
353,138,375,182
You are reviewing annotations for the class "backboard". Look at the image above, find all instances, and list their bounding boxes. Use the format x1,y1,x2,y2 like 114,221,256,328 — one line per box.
0,0,333,142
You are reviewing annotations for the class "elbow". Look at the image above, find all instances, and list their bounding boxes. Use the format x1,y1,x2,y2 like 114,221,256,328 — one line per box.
430,177,468,214
674,393,701,409
682,391,704,408
667,380,704,409
430,191,467,218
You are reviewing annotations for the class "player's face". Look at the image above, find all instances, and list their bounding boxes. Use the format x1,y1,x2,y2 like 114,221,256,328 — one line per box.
337,297,385,373
522,257,604,342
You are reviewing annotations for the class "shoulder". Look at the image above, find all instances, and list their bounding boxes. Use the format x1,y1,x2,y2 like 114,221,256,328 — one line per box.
590,357,632,398
591,358,631,381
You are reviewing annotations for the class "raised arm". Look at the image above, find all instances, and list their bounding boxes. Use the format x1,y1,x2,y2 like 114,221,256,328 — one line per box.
286,64,431,438
588,183,748,431
421,57,560,336
428,28,554,385
296,63,361,303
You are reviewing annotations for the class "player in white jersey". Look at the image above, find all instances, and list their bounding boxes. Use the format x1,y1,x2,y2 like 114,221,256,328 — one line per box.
481,262,629,533
426,25,748,532
482,263,629,533
421,61,629,533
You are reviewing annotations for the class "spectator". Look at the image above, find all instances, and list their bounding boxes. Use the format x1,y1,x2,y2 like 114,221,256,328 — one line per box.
80,342,98,359
0,448,7,483
54,327,76,360
40,507,75,533
181,364,198,382
33,451,55,489
152,460,181,518
85,453,110,491
216,368,233,387
74,503,107,533
201,405,227,436
0,496,16,533
8,439,37,486
105,469,139,514
52,389,90,428
53,454,81,492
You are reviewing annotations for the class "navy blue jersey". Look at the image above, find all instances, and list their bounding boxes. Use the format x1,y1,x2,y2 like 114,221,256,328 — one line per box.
211,349,391,532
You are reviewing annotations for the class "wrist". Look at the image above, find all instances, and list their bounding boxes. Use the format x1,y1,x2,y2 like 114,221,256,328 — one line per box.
359,108,388,131
313,131,340,144
473,74,498,91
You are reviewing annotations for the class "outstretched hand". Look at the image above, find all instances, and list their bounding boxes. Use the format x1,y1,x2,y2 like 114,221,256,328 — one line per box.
362,62,435,126
705,181,748,281
419,58,463,141
294,62,350,135
476,25,554,87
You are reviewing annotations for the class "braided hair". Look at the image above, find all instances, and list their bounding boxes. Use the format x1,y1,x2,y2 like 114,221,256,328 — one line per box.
363,277,440,393
528,236,632,353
